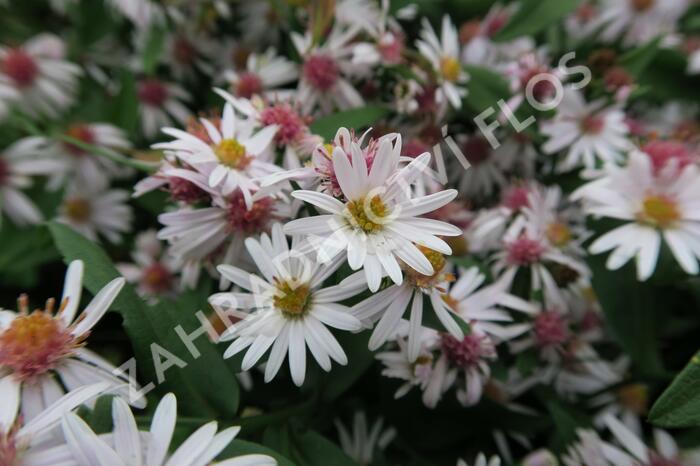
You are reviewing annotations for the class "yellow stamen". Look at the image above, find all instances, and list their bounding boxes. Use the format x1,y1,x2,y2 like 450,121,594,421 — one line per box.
64,198,91,223
274,280,311,318
440,57,461,82
347,195,390,233
214,138,251,169
638,195,680,229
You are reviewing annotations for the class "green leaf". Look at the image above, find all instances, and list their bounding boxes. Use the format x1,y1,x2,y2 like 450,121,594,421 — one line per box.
294,430,360,466
586,250,664,376
48,222,240,417
111,71,139,137
650,350,700,427
492,0,579,42
142,25,166,75
462,65,511,115
619,38,661,79
309,106,390,141
322,331,374,401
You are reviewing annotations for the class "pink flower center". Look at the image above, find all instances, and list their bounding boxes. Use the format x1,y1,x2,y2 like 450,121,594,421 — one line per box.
142,263,172,294
63,125,95,157
580,114,605,134
0,158,9,187
576,3,597,22
462,136,492,165
533,311,570,348
226,191,275,234
501,186,530,210
401,139,430,158
647,454,681,466
0,301,81,381
138,79,169,107
521,67,556,100
506,236,544,265
168,177,208,204
2,49,38,88
173,36,196,65
260,103,306,145
485,11,509,37
441,332,496,368
378,32,404,64
235,72,263,99
642,140,693,173
303,54,339,91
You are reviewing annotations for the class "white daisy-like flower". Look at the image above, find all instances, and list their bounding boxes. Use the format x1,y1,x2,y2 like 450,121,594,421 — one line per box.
0,33,81,120
136,78,191,138
416,15,469,109
56,184,132,244
292,24,366,114
563,415,700,466
0,137,63,227
215,90,320,170
596,0,689,47
210,223,365,386
0,260,144,424
60,393,277,466
153,102,279,207
541,89,632,172
160,28,216,81
284,128,461,292
47,122,132,190
223,48,297,99
157,187,291,268
0,381,109,466
457,454,501,466
116,230,178,301
452,134,511,199
335,411,396,466
574,150,700,281
375,327,453,409
352,245,465,360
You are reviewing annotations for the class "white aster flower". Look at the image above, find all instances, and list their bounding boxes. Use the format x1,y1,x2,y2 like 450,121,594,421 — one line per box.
0,34,81,120
47,122,133,190
541,89,632,172
0,382,109,466
596,0,689,47
153,102,279,207
0,260,144,424
292,24,366,114
116,230,178,301
416,15,469,109
61,393,277,466
284,128,461,292
210,223,365,386
136,78,191,138
0,137,62,227
335,411,396,466
56,184,132,243
574,150,700,280
222,48,298,99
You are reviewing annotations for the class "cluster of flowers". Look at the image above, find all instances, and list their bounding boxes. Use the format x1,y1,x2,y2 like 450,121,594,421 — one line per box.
2,0,700,464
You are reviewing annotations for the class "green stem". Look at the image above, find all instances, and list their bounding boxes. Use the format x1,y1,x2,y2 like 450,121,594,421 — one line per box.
58,134,157,174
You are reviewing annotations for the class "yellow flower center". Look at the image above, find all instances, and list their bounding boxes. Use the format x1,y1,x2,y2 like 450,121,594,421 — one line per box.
0,297,81,381
405,246,453,289
346,195,390,233
64,198,92,223
546,222,572,247
214,138,251,169
617,383,648,415
440,56,461,82
273,280,311,318
638,195,680,229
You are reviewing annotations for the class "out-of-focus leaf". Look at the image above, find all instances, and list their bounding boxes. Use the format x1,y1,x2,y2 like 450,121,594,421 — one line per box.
294,430,360,466
111,71,139,136
48,222,239,417
619,38,661,78
310,106,390,141
462,65,511,115
491,0,579,42
586,251,664,376
650,350,700,427
142,25,166,75
322,330,374,401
